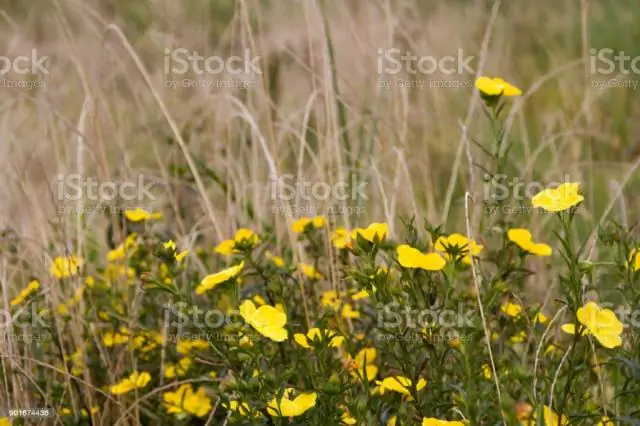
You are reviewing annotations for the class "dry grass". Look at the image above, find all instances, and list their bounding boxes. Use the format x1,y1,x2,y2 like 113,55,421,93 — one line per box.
1,0,640,423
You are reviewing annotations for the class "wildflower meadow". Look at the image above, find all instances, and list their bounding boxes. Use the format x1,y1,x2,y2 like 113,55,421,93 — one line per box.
1,0,640,425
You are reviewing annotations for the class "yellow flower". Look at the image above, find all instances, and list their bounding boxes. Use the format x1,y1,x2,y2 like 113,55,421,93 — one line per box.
321,290,344,310
597,416,615,426
107,233,138,262
196,262,244,294
482,364,492,380
519,405,568,425
214,228,259,255
292,216,325,233
544,344,562,357
341,411,357,425
341,303,360,319
375,376,426,400
531,182,584,212
422,418,466,426
85,276,96,287
629,248,640,271
10,280,40,307
50,255,83,279
300,263,323,279
64,349,85,376
332,227,352,249
387,416,397,426
110,371,151,395
507,229,552,256
103,327,130,347
267,388,317,417
351,289,373,300
86,406,100,416
164,357,192,378
57,303,70,316
105,264,136,284
124,207,163,222
238,332,254,347
234,228,259,245
397,245,446,271
475,76,522,97
536,311,549,324
176,339,209,354
500,301,523,318
435,233,483,265
509,330,527,344
239,300,288,342
0,419,11,426
164,240,188,262
294,328,344,349
347,348,379,381
65,406,100,417
133,330,164,352
561,301,623,349
214,239,238,255
163,384,212,417
225,400,254,417
352,222,388,244
265,251,285,267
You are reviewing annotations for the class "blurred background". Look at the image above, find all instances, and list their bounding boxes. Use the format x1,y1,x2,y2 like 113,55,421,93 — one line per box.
0,0,639,252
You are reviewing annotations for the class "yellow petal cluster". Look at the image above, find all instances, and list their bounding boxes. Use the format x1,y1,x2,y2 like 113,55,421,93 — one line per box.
561,302,623,349
531,182,584,212
124,208,163,222
397,245,446,271
291,216,325,233
375,376,426,400
267,388,317,417
239,300,288,342
435,234,483,265
196,262,244,294
294,328,344,349
110,371,151,395
475,76,522,97
50,255,83,279
351,222,389,243
422,418,466,426
163,384,212,417
507,229,552,256
10,280,40,307
215,228,259,255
